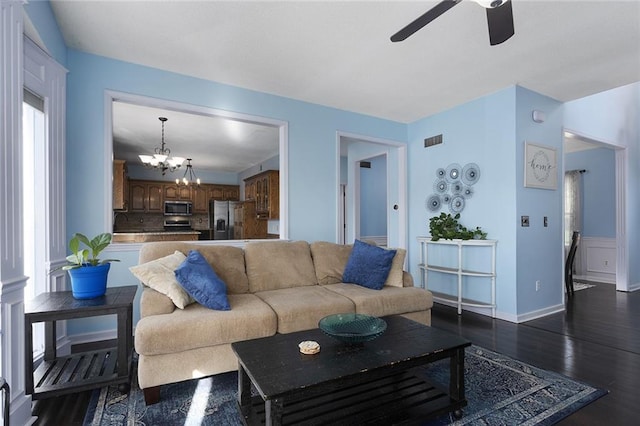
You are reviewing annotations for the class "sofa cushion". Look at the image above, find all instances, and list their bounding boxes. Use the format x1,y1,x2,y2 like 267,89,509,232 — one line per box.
129,250,194,309
310,241,353,285
254,286,355,334
385,248,406,288
175,250,231,311
342,240,396,290
135,293,276,356
138,242,249,294
245,241,318,292
323,283,433,318
193,245,249,294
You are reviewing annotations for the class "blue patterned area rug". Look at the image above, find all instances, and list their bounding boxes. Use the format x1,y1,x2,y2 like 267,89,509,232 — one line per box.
83,346,606,426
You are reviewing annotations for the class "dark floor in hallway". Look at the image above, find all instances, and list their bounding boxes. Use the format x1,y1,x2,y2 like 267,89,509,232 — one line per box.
431,281,640,425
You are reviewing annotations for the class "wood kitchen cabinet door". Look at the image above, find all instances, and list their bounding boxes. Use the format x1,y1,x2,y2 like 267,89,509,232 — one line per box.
193,186,209,213
147,183,163,212
129,180,163,213
113,160,129,211
244,170,278,219
164,184,191,201
129,182,146,212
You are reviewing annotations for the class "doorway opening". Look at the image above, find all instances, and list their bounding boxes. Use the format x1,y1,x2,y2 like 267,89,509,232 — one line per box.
563,130,628,291
337,132,407,249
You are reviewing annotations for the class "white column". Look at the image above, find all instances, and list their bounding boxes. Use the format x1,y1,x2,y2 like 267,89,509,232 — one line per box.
0,1,35,424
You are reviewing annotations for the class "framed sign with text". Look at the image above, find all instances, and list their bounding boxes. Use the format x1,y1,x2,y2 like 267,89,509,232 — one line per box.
524,142,557,190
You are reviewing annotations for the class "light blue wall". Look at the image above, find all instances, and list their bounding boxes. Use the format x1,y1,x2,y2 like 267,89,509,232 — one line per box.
564,82,640,288
565,148,616,238
24,0,67,65
408,87,519,316
514,87,564,314
359,155,387,237
64,49,407,334
407,86,564,318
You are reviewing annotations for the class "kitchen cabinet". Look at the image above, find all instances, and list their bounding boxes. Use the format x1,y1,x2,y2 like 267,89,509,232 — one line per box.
113,160,129,211
234,201,267,239
244,170,279,220
164,184,192,201
208,184,240,201
193,186,209,213
129,180,163,213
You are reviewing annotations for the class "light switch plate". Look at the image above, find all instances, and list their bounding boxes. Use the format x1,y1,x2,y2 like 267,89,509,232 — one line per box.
521,216,530,227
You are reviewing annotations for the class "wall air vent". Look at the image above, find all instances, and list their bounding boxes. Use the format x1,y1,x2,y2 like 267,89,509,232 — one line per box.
424,134,443,148
359,161,371,168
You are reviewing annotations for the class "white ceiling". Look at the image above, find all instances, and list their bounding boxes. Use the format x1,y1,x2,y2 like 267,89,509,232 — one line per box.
48,1,640,169
113,102,280,173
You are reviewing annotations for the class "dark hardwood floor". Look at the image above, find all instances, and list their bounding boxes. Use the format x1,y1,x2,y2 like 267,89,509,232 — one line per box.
431,281,640,425
33,282,639,425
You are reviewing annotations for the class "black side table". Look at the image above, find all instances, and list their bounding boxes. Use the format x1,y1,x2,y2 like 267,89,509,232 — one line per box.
25,285,137,399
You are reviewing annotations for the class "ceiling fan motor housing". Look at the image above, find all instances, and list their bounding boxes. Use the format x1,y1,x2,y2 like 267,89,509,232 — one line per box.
474,0,505,8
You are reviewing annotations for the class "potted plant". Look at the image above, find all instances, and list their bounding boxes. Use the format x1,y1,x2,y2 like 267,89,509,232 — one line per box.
60,232,119,299
429,213,487,241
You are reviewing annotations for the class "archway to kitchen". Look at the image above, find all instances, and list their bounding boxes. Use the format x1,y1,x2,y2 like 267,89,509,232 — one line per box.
103,90,289,241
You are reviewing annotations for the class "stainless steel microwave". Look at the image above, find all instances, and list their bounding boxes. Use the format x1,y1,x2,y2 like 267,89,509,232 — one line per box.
164,201,192,216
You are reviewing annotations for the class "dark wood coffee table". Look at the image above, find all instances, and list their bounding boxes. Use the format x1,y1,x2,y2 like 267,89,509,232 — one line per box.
231,315,471,425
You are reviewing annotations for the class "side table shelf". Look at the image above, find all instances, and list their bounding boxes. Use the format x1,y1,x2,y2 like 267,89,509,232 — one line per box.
417,237,497,317
25,285,137,399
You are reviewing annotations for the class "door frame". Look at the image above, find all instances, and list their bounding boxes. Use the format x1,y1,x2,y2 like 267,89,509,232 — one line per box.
336,131,407,249
563,129,628,292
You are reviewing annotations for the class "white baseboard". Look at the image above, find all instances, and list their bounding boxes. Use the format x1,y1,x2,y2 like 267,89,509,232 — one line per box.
434,300,565,324
515,304,566,323
67,329,119,346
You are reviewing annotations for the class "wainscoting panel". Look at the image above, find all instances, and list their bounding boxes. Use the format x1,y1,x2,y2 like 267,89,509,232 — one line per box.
579,237,616,284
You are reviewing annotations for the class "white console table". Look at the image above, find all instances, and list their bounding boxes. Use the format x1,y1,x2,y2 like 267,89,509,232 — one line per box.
417,237,497,317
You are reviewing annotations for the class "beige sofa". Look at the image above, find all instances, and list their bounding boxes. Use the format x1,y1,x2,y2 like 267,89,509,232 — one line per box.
133,240,433,404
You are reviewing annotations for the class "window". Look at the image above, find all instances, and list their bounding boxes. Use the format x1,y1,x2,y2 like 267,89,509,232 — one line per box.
23,89,46,356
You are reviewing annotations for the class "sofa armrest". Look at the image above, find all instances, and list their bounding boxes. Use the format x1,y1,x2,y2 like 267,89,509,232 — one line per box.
140,287,176,318
402,271,415,288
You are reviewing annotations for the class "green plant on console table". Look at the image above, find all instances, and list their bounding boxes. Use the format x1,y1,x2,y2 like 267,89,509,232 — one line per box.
429,213,487,241
61,232,120,270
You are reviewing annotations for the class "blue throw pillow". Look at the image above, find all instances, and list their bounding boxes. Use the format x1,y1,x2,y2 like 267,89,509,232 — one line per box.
174,250,231,311
342,240,397,290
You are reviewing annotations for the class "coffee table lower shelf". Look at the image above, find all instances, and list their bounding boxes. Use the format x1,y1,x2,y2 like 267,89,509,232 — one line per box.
239,369,466,426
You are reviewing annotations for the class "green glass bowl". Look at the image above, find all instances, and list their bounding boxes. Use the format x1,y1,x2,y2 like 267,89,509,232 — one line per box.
318,313,387,344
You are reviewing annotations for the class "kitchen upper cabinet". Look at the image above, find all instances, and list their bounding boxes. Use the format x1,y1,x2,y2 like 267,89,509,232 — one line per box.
164,184,192,201
113,159,129,211
208,184,240,201
193,186,209,214
129,180,163,213
245,170,279,220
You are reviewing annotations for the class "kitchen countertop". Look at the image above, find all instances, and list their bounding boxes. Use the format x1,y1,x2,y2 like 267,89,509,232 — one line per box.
113,230,201,235
112,230,201,243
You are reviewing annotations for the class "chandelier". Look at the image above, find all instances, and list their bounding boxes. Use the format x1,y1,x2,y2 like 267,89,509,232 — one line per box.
138,117,185,175
176,158,201,186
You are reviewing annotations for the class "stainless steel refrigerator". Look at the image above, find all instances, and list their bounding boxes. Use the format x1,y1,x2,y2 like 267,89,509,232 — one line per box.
209,200,239,240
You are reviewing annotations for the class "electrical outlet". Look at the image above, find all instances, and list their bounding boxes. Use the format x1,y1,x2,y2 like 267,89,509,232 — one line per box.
521,216,530,227
535,280,540,291
544,216,548,227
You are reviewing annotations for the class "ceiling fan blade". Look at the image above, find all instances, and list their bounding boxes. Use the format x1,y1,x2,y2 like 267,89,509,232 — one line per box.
486,0,514,45
390,0,462,42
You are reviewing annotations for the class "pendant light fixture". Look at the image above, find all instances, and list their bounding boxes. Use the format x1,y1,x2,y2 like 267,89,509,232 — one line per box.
139,117,185,175
176,158,201,186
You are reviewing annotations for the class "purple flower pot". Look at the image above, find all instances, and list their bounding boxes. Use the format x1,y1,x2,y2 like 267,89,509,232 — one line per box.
68,263,110,299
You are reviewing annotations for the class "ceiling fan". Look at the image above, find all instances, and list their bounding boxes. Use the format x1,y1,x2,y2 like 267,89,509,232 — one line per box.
391,0,515,46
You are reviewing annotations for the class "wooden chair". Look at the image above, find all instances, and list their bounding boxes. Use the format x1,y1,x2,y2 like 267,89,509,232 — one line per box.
565,231,581,297
0,377,9,426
